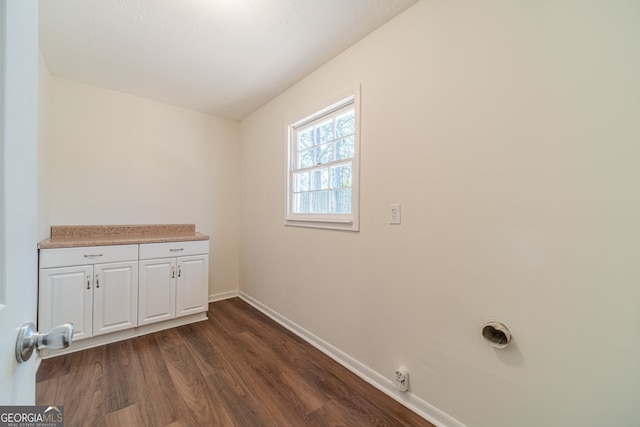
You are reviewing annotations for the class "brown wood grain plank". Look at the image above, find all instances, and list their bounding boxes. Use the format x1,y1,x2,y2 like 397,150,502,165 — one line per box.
131,334,182,426
56,347,106,427
102,403,145,427
175,321,226,377
103,340,143,413
37,298,435,427
159,342,235,426
234,329,328,415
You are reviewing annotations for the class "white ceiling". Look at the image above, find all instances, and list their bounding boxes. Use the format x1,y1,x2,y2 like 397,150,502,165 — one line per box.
39,0,419,120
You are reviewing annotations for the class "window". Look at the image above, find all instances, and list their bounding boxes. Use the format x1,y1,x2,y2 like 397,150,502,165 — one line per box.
286,87,360,231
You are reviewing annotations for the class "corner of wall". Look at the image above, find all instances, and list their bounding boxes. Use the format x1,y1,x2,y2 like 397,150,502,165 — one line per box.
37,48,52,242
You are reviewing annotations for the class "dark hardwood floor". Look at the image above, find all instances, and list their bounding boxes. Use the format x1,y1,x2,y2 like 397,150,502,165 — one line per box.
37,298,434,427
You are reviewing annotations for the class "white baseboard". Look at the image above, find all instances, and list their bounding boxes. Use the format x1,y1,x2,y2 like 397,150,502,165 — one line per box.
209,290,239,303
238,291,466,427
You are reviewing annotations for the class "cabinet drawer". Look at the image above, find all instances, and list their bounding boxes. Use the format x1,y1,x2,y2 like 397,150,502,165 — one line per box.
40,244,139,268
139,240,209,260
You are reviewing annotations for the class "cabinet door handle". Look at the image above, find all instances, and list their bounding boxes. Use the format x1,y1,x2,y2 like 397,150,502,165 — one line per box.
169,248,184,252
178,266,182,278
83,254,103,258
87,275,91,290
171,267,175,279
95,274,100,288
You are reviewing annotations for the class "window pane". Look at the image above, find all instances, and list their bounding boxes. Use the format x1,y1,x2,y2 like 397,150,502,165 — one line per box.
331,189,352,213
293,193,310,213
298,127,313,150
294,172,309,192
311,168,328,190
316,142,333,165
315,119,334,144
286,88,359,229
298,148,313,168
335,110,354,137
336,136,355,160
311,190,329,213
330,163,352,189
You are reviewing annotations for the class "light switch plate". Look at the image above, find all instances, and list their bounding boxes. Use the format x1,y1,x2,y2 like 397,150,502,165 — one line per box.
389,204,401,224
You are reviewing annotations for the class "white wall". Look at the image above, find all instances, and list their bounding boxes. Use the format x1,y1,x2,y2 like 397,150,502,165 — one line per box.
38,51,51,241
46,75,241,296
240,1,640,426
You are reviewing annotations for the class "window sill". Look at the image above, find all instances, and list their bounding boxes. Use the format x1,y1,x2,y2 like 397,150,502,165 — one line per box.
284,218,359,232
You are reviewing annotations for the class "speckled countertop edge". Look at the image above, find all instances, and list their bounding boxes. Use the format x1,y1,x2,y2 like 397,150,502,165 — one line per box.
39,224,209,249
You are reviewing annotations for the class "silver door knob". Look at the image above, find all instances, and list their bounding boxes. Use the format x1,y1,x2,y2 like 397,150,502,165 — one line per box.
15,322,74,363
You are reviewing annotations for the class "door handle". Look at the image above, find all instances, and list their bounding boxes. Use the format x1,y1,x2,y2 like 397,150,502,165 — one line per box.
15,322,74,363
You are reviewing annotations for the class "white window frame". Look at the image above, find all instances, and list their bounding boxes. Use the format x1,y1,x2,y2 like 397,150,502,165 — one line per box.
285,86,361,231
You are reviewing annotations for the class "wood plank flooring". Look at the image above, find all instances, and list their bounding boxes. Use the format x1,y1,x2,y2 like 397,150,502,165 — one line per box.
37,298,434,427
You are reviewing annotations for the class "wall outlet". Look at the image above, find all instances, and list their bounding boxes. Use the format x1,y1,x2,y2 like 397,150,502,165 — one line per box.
394,367,409,392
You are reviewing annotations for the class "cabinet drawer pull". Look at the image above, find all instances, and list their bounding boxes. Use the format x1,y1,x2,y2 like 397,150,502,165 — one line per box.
83,254,103,259
169,248,184,252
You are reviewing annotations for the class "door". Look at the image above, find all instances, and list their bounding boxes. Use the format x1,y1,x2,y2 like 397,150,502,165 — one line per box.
138,258,176,325
0,0,40,404
93,261,138,335
176,255,209,317
39,266,93,341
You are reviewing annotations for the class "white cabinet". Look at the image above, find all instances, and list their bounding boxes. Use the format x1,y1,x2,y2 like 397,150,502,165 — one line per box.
138,240,209,326
93,261,138,335
38,238,208,356
138,258,176,325
176,255,208,317
39,265,93,341
39,245,139,341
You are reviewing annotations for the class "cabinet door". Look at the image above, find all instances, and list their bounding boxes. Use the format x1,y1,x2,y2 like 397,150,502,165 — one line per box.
39,265,93,341
176,255,209,317
138,258,176,325
93,261,138,336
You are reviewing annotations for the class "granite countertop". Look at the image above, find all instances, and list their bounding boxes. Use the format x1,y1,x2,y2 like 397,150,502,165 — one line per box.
38,224,209,249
